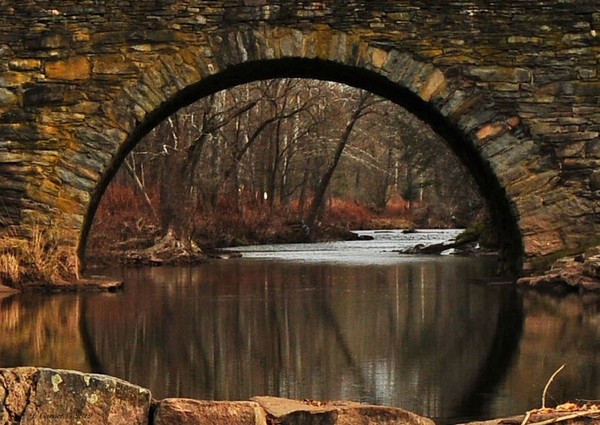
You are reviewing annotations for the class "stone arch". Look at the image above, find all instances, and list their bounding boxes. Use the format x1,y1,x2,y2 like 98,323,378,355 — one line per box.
72,27,537,275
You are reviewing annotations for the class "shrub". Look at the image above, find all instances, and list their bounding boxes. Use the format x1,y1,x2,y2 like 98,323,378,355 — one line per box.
324,198,371,230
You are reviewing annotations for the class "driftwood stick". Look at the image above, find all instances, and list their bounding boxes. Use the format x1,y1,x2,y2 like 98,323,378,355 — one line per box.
542,365,566,409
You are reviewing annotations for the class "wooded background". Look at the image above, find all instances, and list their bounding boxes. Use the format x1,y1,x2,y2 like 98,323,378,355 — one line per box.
89,79,482,251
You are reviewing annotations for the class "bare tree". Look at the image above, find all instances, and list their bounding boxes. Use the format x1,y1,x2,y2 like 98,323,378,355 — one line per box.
305,90,377,229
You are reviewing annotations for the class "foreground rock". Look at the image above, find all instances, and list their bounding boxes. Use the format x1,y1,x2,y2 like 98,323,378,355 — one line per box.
154,399,266,425
0,367,151,425
0,367,435,425
3,367,600,425
518,246,600,293
251,396,435,425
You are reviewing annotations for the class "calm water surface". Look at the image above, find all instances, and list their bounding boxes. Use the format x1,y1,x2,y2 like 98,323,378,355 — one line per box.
1,230,600,423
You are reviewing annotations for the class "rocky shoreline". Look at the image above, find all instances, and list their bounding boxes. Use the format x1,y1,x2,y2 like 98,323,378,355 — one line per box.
2,367,600,425
0,367,435,425
398,236,600,295
518,246,600,294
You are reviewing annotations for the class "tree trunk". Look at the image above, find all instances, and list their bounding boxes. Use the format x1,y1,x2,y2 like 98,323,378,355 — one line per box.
305,93,372,230
122,158,159,222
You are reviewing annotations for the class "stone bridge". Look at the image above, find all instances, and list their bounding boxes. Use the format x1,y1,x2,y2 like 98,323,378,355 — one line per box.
0,1,599,278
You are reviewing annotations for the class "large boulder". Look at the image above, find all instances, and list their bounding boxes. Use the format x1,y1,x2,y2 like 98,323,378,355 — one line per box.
0,367,151,425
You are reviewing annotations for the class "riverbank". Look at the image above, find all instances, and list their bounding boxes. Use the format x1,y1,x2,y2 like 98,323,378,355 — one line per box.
85,222,371,267
1,367,599,425
518,246,600,294
0,229,124,292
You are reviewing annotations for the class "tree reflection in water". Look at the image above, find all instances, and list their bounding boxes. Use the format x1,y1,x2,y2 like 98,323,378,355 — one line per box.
0,293,91,372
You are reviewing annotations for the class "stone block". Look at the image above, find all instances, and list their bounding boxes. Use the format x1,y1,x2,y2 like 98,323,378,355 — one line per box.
370,48,388,68
0,71,32,87
38,34,71,50
418,68,446,101
0,367,151,425
475,122,508,141
590,171,600,191
465,66,532,83
244,0,266,6
507,36,543,44
387,12,411,21
251,396,337,423
23,84,83,107
92,54,139,75
336,403,436,425
0,88,16,107
0,367,36,421
45,57,91,80
9,59,41,71
251,397,435,425
154,399,267,425
573,81,600,96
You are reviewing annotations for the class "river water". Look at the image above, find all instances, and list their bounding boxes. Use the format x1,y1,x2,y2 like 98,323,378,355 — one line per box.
1,229,600,423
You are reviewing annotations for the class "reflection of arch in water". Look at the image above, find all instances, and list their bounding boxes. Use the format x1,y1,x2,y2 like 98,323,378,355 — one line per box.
80,258,524,419
449,286,524,424
331,259,524,419
78,28,529,276
79,296,105,374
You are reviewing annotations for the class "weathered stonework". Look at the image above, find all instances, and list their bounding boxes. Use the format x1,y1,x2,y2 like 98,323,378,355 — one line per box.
0,1,599,279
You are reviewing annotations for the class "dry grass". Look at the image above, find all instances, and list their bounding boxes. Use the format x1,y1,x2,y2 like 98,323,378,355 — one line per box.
0,226,79,288
0,252,20,284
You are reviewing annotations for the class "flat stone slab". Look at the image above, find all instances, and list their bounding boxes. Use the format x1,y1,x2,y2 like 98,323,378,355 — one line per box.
0,367,151,425
22,276,124,293
154,399,267,425
252,396,436,425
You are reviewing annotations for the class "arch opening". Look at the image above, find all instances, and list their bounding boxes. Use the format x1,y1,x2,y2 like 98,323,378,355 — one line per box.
81,58,524,276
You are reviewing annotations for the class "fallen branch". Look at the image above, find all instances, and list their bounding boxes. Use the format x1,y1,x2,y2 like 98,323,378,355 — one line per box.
521,365,567,425
542,365,566,409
